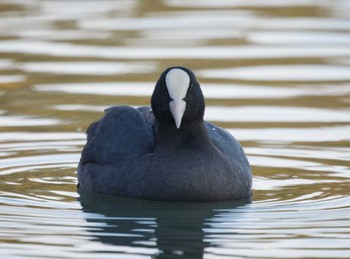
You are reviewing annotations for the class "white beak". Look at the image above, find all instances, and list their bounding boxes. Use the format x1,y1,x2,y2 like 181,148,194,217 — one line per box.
169,99,186,129
165,68,190,129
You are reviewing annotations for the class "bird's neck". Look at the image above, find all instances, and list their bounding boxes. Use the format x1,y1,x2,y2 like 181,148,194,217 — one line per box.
155,120,210,151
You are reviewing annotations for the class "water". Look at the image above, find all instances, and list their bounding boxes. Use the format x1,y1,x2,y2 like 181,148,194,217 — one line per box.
0,0,349,258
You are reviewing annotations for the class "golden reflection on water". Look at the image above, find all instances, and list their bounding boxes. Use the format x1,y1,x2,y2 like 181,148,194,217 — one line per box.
0,0,350,258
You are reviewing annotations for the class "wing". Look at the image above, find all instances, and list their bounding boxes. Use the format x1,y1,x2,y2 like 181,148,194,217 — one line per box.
78,106,155,192
80,106,155,166
204,121,252,195
204,121,251,171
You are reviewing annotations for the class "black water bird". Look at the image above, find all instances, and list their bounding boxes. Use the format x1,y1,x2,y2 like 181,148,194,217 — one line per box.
78,66,252,201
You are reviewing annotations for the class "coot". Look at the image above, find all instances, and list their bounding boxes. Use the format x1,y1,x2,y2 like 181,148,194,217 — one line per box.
78,66,252,201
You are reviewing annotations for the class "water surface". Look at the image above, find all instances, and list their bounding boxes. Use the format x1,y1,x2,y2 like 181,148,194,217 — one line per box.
0,0,350,258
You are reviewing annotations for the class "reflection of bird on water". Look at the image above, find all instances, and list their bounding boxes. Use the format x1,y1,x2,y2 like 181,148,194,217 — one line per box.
79,192,251,259
78,66,252,201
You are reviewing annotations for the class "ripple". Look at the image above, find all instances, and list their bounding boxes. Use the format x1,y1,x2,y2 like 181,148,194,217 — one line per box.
0,15,54,33
1,41,350,60
249,31,350,45
199,65,350,82
166,0,319,8
0,116,60,127
34,82,154,96
53,104,105,112
249,153,345,171
41,0,137,16
0,154,79,174
21,61,157,75
141,28,242,42
0,132,85,142
45,103,350,123
0,75,26,84
231,126,350,142
0,140,85,153
253,177,323,191
252,17,350,31
34,81,350,98
205,106,350,122
247,146,350,162
0,59,15,70
6,30,111,41
79,13,245,31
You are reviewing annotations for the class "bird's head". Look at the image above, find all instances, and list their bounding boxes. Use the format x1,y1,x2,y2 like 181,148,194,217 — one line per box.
151,66,205,129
